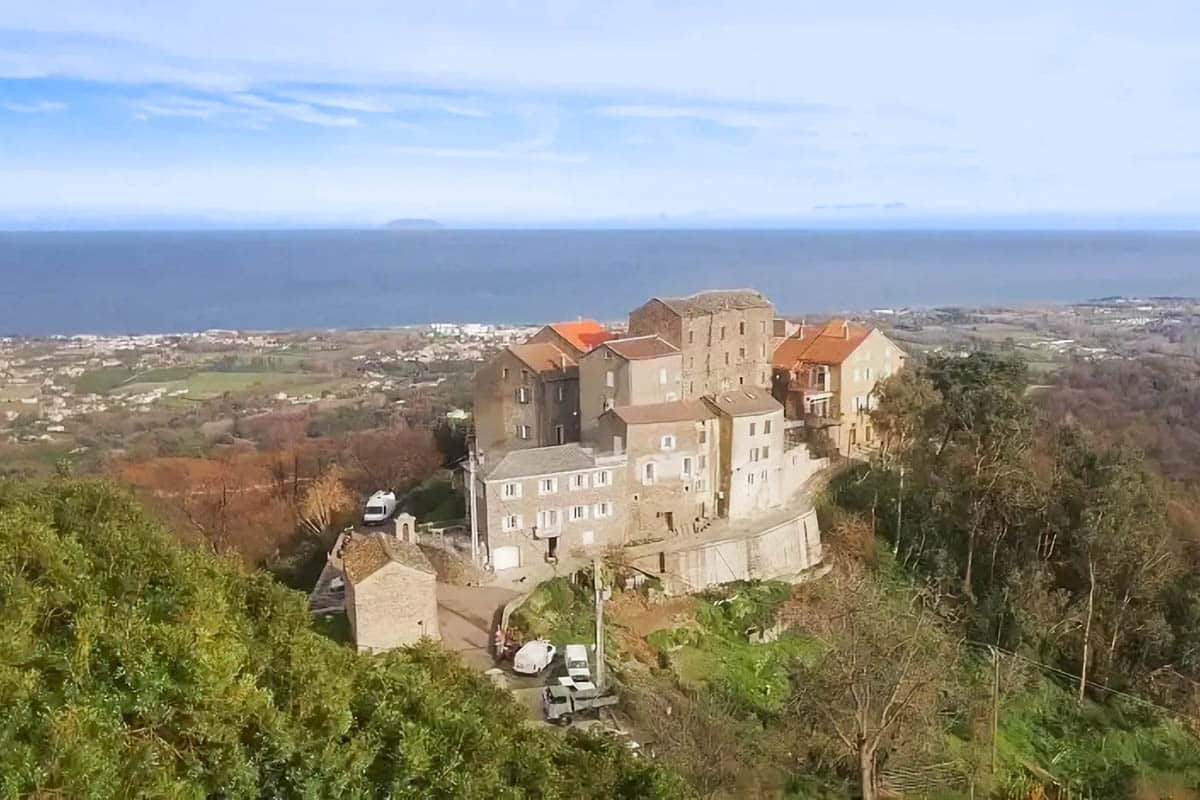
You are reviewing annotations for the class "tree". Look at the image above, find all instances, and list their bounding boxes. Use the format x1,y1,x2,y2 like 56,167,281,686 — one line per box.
299,464,355,542
791,569,955,800
343,426,442,494
871,370,939,555
0,478,689,799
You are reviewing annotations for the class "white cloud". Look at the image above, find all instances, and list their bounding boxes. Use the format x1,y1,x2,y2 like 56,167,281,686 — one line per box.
132,92,358,128
390,145,585,163
3,100,67,113
229,93,357,127
277,88,488,118
597,103,826,132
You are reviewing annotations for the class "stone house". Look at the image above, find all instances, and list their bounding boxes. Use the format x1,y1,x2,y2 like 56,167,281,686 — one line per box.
771,320,907,453
472,342,580,456
578,335,681,442
704,388,786,520
341,531,440,653
627,289,775,398
595,399,719,539
527,320,615,359
475,443,627,572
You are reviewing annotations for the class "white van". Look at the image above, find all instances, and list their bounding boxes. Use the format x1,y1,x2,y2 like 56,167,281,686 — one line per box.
564,644,592,683
362,490,397,525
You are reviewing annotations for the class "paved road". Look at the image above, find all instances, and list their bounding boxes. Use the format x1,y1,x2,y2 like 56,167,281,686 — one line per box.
436,582,519,672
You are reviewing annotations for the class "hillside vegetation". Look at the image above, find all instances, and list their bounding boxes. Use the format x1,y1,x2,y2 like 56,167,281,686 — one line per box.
0,479,688,799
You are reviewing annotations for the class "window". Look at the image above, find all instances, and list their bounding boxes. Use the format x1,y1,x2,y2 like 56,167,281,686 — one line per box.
739,347,746,359
698,428,707,444
660,435,675,451
502,514,522,531
688,330,695,345
760,343,766,357
539,477,558,495
738,376,744,385
503,482,522,499
556,383,565,402
749,422,757,436
517,424,531,440
554,424,565,445
689,356,695,368
724,352,730,366
747,472,755,485
537,509,560,532
606,370,615,388
581,529,595,546
705,354,711,368
750,447,760,462
739,321,745,335
698,454,707,469
521,369,529,381
594,469,611,486
571,473,587,491
762,445,770,459
594,501,612,519
689,382,695,395
865,367,872,381
643,463,656,484
602,398,614,411
604,349,612,360
696,478,706,492
502,367,509,380
760,470,767,482
659,367,668,385
763,419,772,434
682,457,692,476
517,386,531,403
571,505,588,521
855,394,867,411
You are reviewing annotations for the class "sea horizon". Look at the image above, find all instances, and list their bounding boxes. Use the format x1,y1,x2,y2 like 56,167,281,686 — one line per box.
3,228,1199,337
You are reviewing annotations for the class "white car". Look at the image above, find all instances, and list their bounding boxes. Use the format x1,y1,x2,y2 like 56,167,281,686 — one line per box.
564,644,592,683
362,490,397,525
513,640,557,675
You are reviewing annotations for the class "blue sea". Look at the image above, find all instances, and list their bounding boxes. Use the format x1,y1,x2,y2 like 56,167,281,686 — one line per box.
1,229,1199,336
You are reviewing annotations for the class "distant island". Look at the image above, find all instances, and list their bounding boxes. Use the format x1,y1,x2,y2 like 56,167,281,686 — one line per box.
383,218,443,230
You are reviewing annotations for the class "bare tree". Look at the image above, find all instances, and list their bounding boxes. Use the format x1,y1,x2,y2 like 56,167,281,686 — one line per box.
299,465,355,543
791,569,955,800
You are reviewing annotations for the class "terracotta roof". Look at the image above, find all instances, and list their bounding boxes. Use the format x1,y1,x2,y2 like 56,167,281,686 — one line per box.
341,533,434,583
508,343,577,375
602,335,679,360
772,319,873,367
655,289,772,316
547,320,615,353
705,389,782,417
610,399,715,425
484,443,596,481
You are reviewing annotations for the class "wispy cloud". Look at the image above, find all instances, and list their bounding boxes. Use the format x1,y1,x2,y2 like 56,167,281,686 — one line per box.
597,102,827,132
3,100,66,113
133,92,357,128
390,145,585,163
278,88,488,118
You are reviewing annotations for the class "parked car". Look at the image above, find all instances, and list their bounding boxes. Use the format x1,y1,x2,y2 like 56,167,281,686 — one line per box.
513,639,557,675
564,644,592,683
542,684,618,725
362,490,397,525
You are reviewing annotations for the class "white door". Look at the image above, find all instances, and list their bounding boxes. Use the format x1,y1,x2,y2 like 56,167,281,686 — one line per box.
492,546,521,571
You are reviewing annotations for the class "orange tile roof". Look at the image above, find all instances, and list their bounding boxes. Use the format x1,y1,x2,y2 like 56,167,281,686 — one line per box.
548,320,615,352
508,342,577,374
772,319,872,366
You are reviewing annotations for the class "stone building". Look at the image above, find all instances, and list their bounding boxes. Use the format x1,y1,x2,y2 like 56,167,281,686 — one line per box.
595,399,719,539
475,443,627,571
527,320,615,359
341,531,440,653
704,388,786,520
578,335,681,441
472,342,580,456
771,320,907,453
627,289,775,398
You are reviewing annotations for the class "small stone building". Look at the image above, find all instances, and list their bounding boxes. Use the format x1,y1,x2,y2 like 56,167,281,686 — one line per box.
341,531,439,653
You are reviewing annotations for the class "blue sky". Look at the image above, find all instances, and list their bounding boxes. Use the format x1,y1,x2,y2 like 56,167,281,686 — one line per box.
2,1,1200,227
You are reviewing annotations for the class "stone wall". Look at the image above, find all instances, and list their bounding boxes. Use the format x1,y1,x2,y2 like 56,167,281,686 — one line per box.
350,563,440,652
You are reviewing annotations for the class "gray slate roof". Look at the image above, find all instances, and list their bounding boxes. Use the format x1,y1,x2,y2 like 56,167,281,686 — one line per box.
656,289,772,316
341,532,435,582
610,399,715,425
484,443,596,481
705,389,783,417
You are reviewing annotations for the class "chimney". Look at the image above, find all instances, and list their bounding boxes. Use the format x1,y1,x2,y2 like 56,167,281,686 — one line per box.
799,319,806,339
842,321,849,339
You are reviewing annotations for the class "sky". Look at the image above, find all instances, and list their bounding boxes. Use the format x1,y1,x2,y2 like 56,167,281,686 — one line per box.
2,2,1200,227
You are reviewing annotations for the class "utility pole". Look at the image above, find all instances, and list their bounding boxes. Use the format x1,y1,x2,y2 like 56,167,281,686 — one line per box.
594,556,605,691
990,646,1000,775
468,444,479,565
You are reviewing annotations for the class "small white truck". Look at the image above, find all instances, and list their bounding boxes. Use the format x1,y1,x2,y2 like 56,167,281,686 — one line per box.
542,683,618,725
564,644,592,684
362,490,397,525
